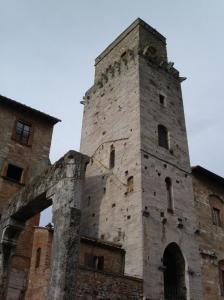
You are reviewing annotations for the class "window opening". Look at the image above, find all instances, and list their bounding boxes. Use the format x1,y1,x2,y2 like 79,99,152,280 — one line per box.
84,254,104,271
212,207,221,226
15,121,31,144
165,177,173,212
159,94,165,105
219,260,224,296
158,125,169,149
127,176,134,193
6,164,23,182
109,145,115,169
35,248,41,268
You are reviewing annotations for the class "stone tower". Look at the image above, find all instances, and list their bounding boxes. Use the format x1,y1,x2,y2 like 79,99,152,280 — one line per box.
80,19,203,299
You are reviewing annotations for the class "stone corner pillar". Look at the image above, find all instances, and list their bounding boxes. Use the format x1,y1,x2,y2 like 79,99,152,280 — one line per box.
47,151,89,300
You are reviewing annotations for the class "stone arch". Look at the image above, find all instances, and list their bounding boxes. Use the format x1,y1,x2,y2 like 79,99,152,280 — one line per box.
163,242,187,300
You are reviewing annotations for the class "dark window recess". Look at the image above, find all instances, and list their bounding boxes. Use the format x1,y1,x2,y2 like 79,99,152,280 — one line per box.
6,164,23,182
127,176,134,193
212,207,221,226
109,145,115,169
35,248,41,268
165,177,173,211
84,253,104,271
15,121,31,144
158,125,169,149
159,94,165,105
219,261,224,296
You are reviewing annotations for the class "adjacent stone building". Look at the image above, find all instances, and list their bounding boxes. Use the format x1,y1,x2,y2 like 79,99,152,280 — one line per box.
0,18,224,300
0,95,60,299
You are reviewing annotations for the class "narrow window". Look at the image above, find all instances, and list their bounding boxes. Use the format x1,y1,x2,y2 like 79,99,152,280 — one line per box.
93,256,104,271
15,121,31,144
219,260,224,296
158,125,169,149
35,248,41,268
84,254,104,271
212,207,221,226
159,94,165,106
127,176,134,193
165,177,173,212
109,145,115,169
6,164,23,182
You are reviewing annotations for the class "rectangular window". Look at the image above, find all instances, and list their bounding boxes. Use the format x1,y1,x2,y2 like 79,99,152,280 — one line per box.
84,253,104,271
6,164,23,183
212,207,221,226
158,125,169,149
127,176,134,193
15,121,31,144
159,94,165,106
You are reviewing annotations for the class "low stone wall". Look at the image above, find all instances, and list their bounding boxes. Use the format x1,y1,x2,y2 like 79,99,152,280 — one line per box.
77,266,143,299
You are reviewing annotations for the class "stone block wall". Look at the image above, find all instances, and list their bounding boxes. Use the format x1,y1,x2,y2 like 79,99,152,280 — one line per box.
192,168,224,300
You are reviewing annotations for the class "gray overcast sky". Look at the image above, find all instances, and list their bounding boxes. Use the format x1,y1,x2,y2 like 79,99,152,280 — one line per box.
1,0,224,180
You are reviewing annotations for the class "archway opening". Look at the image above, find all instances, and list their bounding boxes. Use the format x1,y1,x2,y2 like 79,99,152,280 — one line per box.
163,243,187,300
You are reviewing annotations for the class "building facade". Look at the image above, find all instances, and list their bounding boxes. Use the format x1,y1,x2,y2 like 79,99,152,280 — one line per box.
0,95,59,299
80,18,203,299
0,18,224,300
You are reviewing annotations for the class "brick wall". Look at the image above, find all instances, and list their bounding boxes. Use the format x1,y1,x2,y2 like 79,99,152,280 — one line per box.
25,227,142,299
0,96,58,299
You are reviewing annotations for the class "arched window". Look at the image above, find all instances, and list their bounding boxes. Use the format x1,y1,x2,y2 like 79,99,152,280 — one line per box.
158,125,169,149
165,177,173,212
219,260,224,296
127,176,134,193
109,145,115,169
35,248,41,269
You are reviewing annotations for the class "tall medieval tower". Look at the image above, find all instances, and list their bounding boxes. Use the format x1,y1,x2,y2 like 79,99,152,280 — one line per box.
80,19,203,299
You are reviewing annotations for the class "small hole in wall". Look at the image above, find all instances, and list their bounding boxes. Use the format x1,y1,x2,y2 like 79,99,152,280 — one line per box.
130,129,132,132
87,196,91,206
127,215,131,220
125,170,128,176
104,187,106,193
163,164,167,168
176,180,180,184
92,213,95,217
160,212,164,217
102,131,106,135
154,192,156,196
102,175,105,180
112,203,116,208
145,206,148,210
185,174,188,178
158,172,161,176
144,154,149,159
145,166,148,170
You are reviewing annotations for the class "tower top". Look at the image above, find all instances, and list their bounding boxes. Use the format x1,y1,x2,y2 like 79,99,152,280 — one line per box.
95,18,166,66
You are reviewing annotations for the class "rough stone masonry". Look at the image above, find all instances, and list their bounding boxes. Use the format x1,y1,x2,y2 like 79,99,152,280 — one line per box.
0,151,89,300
